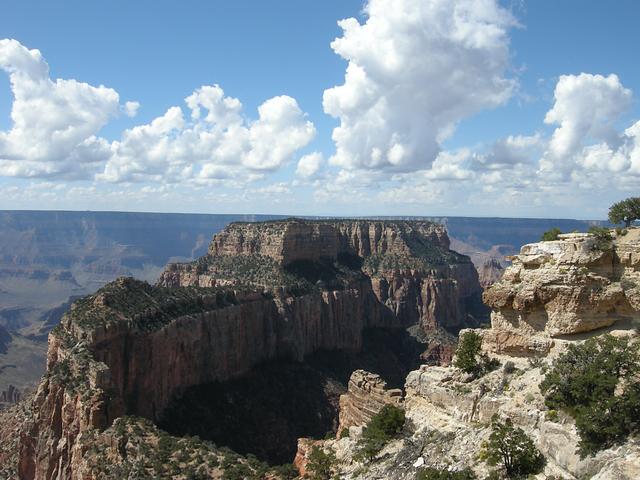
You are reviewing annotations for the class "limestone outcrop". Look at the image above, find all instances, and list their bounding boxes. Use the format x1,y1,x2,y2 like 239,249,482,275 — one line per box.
477,230,640,355
337,370,403,435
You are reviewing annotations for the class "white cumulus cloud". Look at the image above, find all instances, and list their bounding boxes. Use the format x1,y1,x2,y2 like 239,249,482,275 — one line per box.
296,152,324,178
541,73,633,177
323,0,518,172
100,87,315,183
0,40,315,185
0,38,122,178
123,101,140,118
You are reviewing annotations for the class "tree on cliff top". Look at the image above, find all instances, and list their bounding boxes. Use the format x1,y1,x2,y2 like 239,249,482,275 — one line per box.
541,227,562,241
355,404,405,462
609,197,640,227
454,331,499,377
306,445,337,480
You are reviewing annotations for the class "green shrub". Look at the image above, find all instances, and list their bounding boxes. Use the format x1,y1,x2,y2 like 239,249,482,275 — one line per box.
588,226,613,251
306,445,337,480
339,428,350,438
271,464,298,480
355,404,405,462
539,334,640,456
541,228,562,241
480,416,544,478
416,466,476,479
454,332,499,377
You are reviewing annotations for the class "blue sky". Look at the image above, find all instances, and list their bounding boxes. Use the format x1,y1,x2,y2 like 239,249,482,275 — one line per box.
1,0,639,219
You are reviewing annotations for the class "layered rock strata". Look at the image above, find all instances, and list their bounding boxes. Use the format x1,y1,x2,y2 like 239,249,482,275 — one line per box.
160,219,484,333
478,230,640,355
8,219,482,479
296,230,640,479
337,370,403,435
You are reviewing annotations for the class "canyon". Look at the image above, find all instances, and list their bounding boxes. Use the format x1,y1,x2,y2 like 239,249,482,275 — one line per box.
0,211,602,404
0,218,485,479
296,229,640,479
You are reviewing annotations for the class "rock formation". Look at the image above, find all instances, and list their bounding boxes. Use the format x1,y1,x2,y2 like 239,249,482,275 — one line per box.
477,231,640,355
296,229,640,480
0,383,21,406
0,218,483,479
159,219,485,333
337,370,403,435
477,258,504,289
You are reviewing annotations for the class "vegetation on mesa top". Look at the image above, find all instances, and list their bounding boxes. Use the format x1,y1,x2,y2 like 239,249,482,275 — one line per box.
225,217,441,228
56,277,245,332
193,252,367,294
198,227,464,287
83,416,298,480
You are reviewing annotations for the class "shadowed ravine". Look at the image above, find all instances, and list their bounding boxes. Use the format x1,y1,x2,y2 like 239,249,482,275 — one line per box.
158,328,426,464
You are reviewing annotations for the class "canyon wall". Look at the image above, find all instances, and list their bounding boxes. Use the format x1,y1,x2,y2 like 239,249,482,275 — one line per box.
478,231,640,355
295,229,640,480
9,219,483,479
161,219,484,334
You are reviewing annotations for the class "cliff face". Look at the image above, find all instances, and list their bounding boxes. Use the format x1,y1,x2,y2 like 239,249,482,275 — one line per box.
296,230,640,480
161,219,484,334
337,370,403,435
478,231,640,355
9,219,481,479
477,258,504,289
207,220,450,263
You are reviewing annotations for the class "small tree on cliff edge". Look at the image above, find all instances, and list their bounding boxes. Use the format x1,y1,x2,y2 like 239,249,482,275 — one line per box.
609,197,640,227
480,416,545,478
454,331,499,377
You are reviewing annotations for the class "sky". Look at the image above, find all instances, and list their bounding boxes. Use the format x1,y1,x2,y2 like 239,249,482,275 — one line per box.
0,0,639,219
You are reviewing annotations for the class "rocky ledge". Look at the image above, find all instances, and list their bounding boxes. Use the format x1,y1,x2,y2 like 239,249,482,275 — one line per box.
476,229,640,356
337,370,403,436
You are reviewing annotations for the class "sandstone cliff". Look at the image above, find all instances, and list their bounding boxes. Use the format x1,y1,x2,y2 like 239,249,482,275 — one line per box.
477,230,640,355
3,219,482,479
160,219,484,333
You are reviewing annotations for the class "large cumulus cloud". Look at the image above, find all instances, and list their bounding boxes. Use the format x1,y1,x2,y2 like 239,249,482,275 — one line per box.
0,39,316,184
0,39,121,178
323,0,518,172
99,86,316,183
